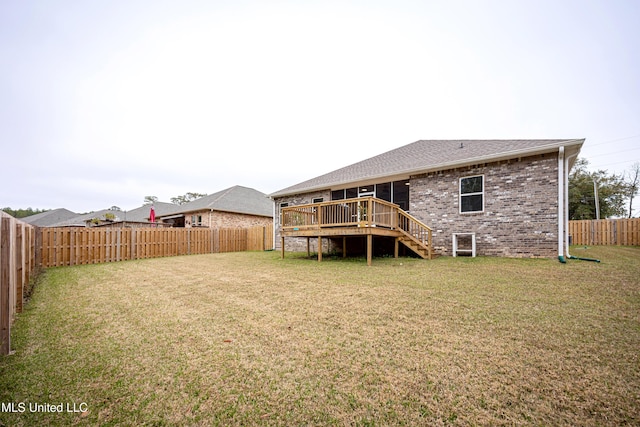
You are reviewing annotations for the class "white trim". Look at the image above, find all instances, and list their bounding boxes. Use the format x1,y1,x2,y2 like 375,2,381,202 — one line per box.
452,233,476,257
459,175,484,214
558,147,565,259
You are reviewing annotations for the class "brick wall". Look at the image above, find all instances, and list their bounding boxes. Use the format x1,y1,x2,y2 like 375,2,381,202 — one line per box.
185,210,272,230
273,153,561,258
410,154,559,257
273,190,334,252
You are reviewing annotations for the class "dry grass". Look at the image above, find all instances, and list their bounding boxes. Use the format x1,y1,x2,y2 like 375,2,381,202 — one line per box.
1,246,639,426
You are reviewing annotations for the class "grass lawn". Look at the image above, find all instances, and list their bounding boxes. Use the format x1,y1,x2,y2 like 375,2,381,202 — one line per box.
1,246,639,426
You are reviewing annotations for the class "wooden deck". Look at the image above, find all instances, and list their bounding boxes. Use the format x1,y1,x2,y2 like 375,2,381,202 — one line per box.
280,197,433,265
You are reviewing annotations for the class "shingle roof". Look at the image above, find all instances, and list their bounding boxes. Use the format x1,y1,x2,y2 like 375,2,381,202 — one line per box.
159,186,273,218
41,202,176,227
126,202,176,222
270,139,584,197
21,208,78,227
48,209,126,227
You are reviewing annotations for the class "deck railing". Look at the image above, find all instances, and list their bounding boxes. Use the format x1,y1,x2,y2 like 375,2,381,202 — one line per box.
281,197,399,230
281,197,433,259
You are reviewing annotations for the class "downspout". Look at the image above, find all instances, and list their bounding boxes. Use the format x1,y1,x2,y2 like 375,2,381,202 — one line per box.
272,199,277,251
558,147,566,263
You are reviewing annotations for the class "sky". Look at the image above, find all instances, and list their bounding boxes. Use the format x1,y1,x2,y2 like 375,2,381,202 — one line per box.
1,0,639,214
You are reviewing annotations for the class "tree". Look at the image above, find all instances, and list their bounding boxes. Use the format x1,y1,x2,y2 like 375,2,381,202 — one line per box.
624,162,640,218
143,196,158,205
569,158,628,219
1,207,48,218
110,206,122,211
170,192,207,205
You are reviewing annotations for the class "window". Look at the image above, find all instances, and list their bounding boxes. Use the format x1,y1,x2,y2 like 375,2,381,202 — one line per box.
191,215,203,226
460,175,484,213
393,180,409,211
312,197,324,203
331,190,344,200
376,182,391,202
332,181,408,208
359,186,373,195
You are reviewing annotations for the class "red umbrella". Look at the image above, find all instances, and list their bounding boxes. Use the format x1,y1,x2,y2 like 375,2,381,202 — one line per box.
150,206,156,223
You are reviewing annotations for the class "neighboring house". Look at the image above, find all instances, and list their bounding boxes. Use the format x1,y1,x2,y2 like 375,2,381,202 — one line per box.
156,185,273,229
21,208,78,227
270,139,584,260
40,202,177,227
40,209,125,227
125,202,177,222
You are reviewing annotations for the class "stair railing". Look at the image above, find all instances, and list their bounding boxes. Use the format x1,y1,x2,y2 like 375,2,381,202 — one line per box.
397,210,433,259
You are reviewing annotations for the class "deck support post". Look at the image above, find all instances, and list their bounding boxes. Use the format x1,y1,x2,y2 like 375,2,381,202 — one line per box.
367,234,372,266
306,238,310,257
281,236,285,259
394,237,399,258
343,237,347,258
318,236,322,262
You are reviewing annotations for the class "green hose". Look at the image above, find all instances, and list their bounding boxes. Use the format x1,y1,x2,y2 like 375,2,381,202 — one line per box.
567,255,600,263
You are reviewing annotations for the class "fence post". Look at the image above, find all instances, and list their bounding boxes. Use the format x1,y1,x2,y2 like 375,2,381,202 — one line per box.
1,217,11,355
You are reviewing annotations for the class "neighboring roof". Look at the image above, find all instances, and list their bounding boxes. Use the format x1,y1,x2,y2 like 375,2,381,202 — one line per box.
270,139,584,197
45,202,178,227
21,208,78,227
158,186,273,218
49,209,126,227
126,202,176,222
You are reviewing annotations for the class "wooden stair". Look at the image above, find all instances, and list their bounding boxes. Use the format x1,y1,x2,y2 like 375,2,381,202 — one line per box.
397,210,433,259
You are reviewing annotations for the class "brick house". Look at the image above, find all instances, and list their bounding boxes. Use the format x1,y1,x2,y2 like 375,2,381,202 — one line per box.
157,186,273,229
270,139,584,261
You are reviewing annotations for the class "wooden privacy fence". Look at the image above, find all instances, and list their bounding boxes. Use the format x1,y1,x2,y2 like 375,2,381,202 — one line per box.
1,212,38,355
39,225,274,268
569,218,640,246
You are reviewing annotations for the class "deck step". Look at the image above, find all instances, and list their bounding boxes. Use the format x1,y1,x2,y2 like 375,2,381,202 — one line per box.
398,235,430,259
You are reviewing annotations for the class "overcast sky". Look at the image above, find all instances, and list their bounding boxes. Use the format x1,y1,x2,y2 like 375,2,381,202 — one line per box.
1,0,639,213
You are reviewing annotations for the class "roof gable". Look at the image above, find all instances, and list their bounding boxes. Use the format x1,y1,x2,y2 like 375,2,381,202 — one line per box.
161,186,273,218
21,208,78,226
271,139,584,197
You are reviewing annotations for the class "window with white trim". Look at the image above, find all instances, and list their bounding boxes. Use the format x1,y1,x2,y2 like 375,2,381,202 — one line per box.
460,175,484,213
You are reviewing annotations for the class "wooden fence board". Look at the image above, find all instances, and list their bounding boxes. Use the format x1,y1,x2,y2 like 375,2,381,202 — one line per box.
1,212,39,355
569,218,640,246
1,217,11,355
36,226,273,268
